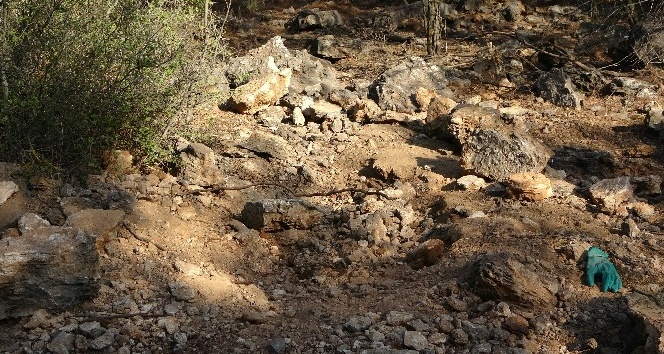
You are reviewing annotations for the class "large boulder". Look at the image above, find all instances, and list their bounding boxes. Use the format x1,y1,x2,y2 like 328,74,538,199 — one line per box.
474,253,558,310
369,57,451,114
223,36,343,100
0,214,99,319
460,126,552,181
227,66,292,115
240,199,324,231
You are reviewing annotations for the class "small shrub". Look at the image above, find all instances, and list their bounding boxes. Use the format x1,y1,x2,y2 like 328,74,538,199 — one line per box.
0,0,226,176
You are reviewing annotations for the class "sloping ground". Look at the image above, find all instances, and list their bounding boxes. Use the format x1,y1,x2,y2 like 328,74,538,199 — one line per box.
2,1,664,354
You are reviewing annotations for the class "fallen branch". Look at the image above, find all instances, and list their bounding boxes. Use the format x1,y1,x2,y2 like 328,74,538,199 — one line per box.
185,182,398,200
77,312,169,323
123,221,167,251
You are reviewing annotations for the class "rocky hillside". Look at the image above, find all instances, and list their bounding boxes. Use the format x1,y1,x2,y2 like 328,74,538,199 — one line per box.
2,0,664,353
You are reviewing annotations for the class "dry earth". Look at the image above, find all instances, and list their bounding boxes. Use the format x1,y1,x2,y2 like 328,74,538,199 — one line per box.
2,1,664,354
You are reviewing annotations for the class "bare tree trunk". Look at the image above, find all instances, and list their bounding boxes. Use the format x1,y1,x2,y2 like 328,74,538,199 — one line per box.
1,0,8,100
424,0,442,56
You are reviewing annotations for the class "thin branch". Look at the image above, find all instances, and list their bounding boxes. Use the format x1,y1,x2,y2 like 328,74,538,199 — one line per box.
123,221,167,251
186,182,398,200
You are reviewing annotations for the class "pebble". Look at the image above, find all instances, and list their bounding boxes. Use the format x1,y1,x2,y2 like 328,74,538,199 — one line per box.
169,281,197,301
89,330,115,350
267,337,287,354
403,331,429,350
158,317,180,334
386,311,414,326
343,316,373,332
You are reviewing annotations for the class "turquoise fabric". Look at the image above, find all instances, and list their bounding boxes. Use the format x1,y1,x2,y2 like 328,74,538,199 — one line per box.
586,246,622,292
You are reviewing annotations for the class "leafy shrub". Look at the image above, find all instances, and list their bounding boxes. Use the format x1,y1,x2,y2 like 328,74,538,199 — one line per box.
0,0,226,176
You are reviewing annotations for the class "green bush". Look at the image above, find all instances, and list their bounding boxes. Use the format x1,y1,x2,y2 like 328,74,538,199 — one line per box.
0,0,225,176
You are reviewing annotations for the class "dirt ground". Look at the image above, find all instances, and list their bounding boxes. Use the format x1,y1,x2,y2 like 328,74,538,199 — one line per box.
2,1,664,353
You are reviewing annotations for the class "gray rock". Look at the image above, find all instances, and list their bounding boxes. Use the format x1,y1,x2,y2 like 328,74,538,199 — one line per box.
403,331,429,350
451,328,469,345
645,102,664,130
369,57,451,114
286,9,343,32
169,281,197,301
461,320,491,341
629,17,664,68
0,180,18,206
589,176,633,214
460,127,553,181
474,254,558,309
606,77,658,98
312,35,347,61
344,316,373,332
0,215,99,319
47,331,75,354
387,311,415,326
472,342,492,353
536,68,583,108
240,199,324,231
178,141,223,186
89,329,115,350
267,337,287,354
79,321,104,338
23,308,50,329
239,131,295,162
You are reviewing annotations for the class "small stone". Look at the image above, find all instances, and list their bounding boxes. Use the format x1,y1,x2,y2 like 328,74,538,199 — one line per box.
456,175,487,190
174,260,203,276
446,297,468,312
503,315,530,335
387,311,414,326
403,331,429,350
239,310,270,324
47,331,75,354
158,317,180,334
89,330,115,350
508,172,552,201
621,218,640,237
169,281,197,301
589,176,633,214
79,321,104,338
630,201,656,219
343,316,372,333
451,328,469,345
405,239,444,268
267,337,287,354
292,107,306,126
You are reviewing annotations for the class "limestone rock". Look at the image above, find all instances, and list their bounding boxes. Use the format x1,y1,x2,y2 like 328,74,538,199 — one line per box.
369,56,450,114
645,101,664,131
536,68,583,109
239,131,295,162
589,176,633,214
349,98,383,122
431,104,501,145
474,254,558,309
0,214,99,319
606,77,659,98
425,95,458,133
461,127,553,181
456,175,487,191
311,35,348,61
240,199,324,231
224,36,342,99
178,141,223,186
0,180,19,206
227,67,292,115
508,172,553,201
